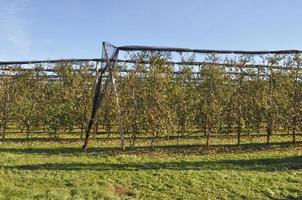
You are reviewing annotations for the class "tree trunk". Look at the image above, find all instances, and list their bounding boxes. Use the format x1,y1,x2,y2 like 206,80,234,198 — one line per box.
80,122,84,139
206,126,210,147
176,125,180,146
106,125,111,138
227,121,231,135
130,128,138,149
26,127,30,140
292,129,296,144
237,119,242,145
203,115,207,137
26,121,30,140
292,117,297,144
256,123,260,136
120,129,125,150
54,128,58,138
203,121,207,137
1,126,5,140
266,124,272,145
150,132,156,149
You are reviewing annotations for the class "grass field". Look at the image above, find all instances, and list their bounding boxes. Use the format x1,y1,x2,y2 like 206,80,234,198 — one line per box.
0,138,302,200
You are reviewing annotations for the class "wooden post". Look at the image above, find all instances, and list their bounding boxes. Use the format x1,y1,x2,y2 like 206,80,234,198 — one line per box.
110,65,125,150
267,60,273,145
292,56,300,144
93,61,99,141
237,63,243,145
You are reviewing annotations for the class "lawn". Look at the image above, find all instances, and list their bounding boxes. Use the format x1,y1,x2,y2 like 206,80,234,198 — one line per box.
0,139,301,200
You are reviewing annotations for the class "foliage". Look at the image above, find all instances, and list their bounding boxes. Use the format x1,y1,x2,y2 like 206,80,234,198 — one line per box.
1,54,302,146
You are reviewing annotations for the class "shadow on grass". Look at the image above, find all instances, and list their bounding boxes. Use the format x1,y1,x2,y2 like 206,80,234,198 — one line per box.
4,155,302,172
0,141,301,156
274,194,302,200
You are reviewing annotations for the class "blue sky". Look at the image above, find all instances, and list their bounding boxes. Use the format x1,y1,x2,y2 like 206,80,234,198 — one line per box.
0,0,302,60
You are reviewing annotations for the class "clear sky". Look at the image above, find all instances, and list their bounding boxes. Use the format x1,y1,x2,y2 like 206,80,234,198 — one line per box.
0,0,302,60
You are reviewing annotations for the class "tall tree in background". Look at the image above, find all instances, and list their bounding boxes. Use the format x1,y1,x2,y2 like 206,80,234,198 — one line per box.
119,64,146,148
144,58,175,148
0,71,16,140
14,67,47,139
172,66,195,145
195,55,226,146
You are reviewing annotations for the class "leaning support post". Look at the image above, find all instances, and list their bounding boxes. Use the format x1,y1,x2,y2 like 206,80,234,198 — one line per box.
83,43,118,151
82,70,107,151
93,61,100,141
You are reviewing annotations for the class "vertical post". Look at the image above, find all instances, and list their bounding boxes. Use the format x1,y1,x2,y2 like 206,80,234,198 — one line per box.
237,63,243,145
110,70,125,150
256,63,260,136
267,59,273,145
292,54,300,144
93,61,99,141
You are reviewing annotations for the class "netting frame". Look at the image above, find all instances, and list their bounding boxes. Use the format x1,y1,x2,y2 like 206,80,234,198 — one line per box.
81,42,302,151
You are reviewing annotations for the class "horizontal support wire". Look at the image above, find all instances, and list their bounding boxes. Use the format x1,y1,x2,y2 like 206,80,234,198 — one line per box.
118,45,302,54
1,44,301,77
0,58,103,65
0,59,300,71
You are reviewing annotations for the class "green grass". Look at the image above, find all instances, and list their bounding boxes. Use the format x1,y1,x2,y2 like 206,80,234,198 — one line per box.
0,139,302,200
